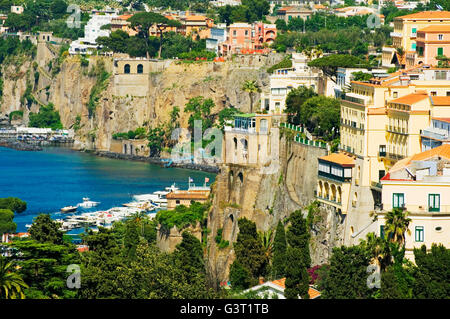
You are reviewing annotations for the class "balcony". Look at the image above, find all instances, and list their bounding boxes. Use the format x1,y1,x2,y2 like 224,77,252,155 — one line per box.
341,94,367,106
318,170,351,183
386,125,408,135
385,152,405,161
421,127,449,142
390,31,402,38
316,194,342,208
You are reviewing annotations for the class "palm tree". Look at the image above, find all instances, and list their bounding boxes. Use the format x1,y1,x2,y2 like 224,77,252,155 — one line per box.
258,229,274,261
242,80,261,113
0,256,28,299
360,232,391,272
384,208,412,248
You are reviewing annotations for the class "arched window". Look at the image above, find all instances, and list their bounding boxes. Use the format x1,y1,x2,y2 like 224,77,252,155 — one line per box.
137,64,143,74
124,64,130,74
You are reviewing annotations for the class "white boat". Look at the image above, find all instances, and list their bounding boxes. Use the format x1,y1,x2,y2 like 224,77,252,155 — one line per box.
132,183,178,206
77,197,100,208
61,206,77,213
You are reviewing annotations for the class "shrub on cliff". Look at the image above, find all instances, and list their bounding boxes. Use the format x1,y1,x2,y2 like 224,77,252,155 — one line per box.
155,202,209,233
28,103,63,130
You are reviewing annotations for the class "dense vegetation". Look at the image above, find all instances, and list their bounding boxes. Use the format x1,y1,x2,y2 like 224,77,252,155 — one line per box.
155,202,210,232
28,103,63,130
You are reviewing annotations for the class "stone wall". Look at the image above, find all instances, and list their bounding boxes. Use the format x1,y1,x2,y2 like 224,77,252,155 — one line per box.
156,222,203,253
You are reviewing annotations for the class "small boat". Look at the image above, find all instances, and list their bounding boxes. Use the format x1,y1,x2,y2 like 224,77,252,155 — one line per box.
61,206,77,213
78,197,100,208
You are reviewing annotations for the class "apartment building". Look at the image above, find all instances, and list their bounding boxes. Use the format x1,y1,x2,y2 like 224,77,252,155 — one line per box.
276,6,313,23
221,22,277,56
421,117,450,151
377,144,450,261
260,53,321,113
335,66,450,245
382,11,450,68
416,25,450,66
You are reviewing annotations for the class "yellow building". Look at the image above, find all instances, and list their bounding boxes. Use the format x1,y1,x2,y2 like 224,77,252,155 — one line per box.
382,11,450,68
316,152,355,215
337,66,450,245
377,144,450,261
166,189,210,210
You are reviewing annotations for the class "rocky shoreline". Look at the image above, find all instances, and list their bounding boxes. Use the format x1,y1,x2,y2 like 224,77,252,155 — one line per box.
0,139,43,151
92,150,221,174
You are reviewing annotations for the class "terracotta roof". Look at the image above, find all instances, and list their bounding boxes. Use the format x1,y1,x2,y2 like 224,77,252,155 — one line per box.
319,152,355,167
119,14,133,20
395,11,450,20
185,15,207,21
389,92,428,105
417,25,450,33
166,190,210,200
432,117,450,123
270,278,321,299
388,144,450,174
430,96,450,106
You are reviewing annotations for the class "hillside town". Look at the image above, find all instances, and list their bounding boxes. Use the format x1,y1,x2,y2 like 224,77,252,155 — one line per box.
0,0,449,303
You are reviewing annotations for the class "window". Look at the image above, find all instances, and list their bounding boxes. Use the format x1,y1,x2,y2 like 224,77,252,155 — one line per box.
379,170,385,181
411,43,416,50
428,194,440,212
435,71,447,80
437,47,444,56
137,64,143,74
380,225,385,239
233,30,236,36
393,193,404,209
438,34,443,40
393,92,398,98
124,64,130,74
415,226,424,242
412,27,416,34
431,91,437,96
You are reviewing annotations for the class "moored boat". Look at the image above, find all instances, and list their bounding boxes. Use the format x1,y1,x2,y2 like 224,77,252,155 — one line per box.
61,206,77,213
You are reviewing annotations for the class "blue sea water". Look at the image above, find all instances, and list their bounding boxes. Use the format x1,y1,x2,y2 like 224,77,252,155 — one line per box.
0,146,215,233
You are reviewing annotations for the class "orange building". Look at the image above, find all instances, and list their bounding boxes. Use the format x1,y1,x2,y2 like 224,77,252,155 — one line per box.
110,14,138,36
222,22,277,56
166,189,210,210
416,25,450,66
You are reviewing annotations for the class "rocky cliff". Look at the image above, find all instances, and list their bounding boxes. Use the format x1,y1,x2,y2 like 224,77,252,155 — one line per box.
0,42,284,152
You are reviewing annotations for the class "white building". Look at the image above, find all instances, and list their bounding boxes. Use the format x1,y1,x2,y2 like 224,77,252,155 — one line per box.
69,12,118,55
260,53,320,113
11,5,24,14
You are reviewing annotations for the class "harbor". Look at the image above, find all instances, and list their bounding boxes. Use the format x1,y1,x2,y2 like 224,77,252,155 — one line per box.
0,146,216,233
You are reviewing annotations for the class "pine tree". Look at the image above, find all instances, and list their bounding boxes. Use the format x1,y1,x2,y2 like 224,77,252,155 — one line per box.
272,220,287,279
284,210,311,299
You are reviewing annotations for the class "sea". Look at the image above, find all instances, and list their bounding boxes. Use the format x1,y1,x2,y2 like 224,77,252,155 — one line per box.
0,146,216,234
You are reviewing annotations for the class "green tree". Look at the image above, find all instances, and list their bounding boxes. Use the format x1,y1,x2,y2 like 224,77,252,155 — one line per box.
318,245,372,299
124,219,140,260
28,214,64,245
308,54,371,83
241,80,261,113
413,244,450,299
0,209,16,235
284,246,310,299
352,71,373,82
128,12,182,58
8,240,80,299
184,96,215,133
284,210,311,299
384,208,412,247
0,256,28,299
230,218,268,288
0,197,27,214
284,86,317,125
28,103,63,130
271,220,287,279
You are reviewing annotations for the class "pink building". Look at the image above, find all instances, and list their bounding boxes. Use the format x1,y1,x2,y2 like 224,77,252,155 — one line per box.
222,22,277,56
416,25,450,66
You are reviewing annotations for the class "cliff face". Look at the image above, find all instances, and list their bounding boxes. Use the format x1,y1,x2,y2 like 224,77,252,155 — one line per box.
0,42,284,152
206,138,345,284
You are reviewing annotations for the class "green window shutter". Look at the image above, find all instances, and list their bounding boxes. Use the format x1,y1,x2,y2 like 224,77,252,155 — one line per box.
415,226,424,242
438,47,444,56
393,193,404,208
428,194,440,212
380,225,385,239
412,43,416,50
412,28,417,33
